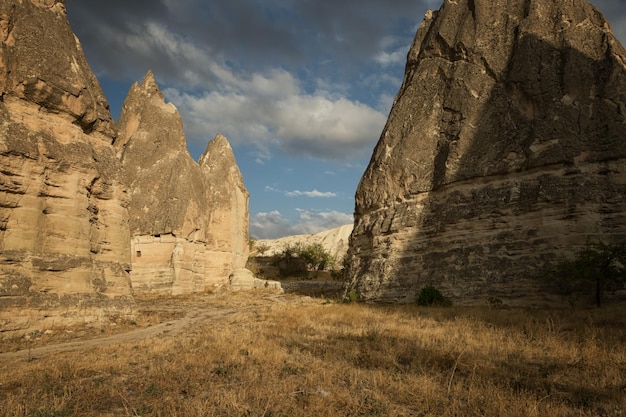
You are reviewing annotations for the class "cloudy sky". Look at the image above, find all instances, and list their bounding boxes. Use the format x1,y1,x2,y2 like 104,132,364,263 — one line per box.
66,0,626,239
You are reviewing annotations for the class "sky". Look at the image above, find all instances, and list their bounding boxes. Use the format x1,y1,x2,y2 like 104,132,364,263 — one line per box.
66,0,626,239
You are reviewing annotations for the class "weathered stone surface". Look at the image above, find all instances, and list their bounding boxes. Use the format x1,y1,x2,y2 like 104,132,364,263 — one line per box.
346,0,626,306
0,0,134,336
0,0,115,138
117,73,250,294
200,133,251,273
254,224,353,263
228,269,282,292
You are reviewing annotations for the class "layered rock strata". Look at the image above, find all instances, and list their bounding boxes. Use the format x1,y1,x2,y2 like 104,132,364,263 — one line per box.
116,73,250,294
346,0,626,305
0,0,256,337
0,0,134,334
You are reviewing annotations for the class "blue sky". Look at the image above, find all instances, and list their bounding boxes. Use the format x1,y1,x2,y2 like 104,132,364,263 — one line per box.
66,0,626,239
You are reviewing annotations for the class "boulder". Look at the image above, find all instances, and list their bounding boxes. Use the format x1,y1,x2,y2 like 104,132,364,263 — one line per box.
345,0,626,306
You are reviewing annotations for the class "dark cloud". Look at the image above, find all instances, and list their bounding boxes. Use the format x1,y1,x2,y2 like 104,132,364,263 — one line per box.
66,0,626,162
66,0,421,84
68,0,626,91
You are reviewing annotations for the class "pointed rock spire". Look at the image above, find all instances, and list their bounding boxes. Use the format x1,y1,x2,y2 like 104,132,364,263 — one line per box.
118,76,251,293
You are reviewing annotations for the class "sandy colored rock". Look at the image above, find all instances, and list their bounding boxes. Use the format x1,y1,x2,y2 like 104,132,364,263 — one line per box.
228,269,282,291
254,224,353,263
0,0,134,336
346,0,626,306
117,73,250,294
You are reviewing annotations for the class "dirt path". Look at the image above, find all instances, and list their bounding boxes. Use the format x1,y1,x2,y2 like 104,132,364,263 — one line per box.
0,291,291,366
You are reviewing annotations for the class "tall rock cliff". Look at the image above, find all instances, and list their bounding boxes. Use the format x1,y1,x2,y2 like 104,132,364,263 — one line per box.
117,73,250,294
346,0,626,305
199,133,250,272
0,0,134,334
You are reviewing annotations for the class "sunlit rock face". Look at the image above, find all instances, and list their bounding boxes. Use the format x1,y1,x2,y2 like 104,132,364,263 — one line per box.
0,0,134,335
0,0,252,338
117,73,250,294
345,0,626,305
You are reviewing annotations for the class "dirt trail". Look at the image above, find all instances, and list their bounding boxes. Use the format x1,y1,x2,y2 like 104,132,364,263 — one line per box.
0,291,291,366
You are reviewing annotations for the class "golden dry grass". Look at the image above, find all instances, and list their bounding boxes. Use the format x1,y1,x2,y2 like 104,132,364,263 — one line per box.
1,291,625,416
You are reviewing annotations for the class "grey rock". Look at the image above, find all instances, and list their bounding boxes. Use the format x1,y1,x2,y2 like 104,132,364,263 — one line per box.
345,0,626,306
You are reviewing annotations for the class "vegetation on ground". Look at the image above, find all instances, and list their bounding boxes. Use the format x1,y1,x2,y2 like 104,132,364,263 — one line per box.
416,285,452,307
547,242,626,307
281,241,336,271
1,291,625,417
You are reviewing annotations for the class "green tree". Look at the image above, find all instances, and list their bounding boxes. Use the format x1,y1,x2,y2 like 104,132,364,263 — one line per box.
298,242,335,271
549,243,626,307
416,286,451,307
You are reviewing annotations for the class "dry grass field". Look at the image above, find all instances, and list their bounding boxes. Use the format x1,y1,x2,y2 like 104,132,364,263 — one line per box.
1,290,625,417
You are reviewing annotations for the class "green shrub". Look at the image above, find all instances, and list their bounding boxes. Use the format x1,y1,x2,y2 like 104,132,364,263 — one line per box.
487,296,503,308
298,242,336,271
281,241,336,271
343,289,358,303
417,286,451,307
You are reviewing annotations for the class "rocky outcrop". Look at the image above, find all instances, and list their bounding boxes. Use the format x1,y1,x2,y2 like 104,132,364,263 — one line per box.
228,269,282,292
0,0,254,338
117,73,250,294
346,0,626,305
200,133,251,274
0,0,134,335
254,224,353,263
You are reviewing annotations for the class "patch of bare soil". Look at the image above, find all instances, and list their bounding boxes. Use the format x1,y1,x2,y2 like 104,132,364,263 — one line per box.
0,289,290,366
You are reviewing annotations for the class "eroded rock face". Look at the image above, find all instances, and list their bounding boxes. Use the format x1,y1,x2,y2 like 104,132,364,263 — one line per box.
0,0,134,335
346,0,626,305
200,133,251,272
117,73,250,294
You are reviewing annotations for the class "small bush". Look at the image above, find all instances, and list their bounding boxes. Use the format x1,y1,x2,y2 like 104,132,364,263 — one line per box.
344,289,358,303
417,286,451,307
256,243,270,256
281,241,336,272
487,296,503,308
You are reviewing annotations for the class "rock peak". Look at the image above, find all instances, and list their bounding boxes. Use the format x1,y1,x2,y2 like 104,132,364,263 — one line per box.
116,70,182,153
117,78,251,293
137,70,164,100
199,133,234,166
0,0,114,137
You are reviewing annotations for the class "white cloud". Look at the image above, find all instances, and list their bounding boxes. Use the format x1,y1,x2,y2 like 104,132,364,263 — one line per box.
292,209,353,235
249,210,292,239
265,186,337,198
375,48,406,66
123,24,388,162
249,210,353,239
285,189,337,198
165,79,386,161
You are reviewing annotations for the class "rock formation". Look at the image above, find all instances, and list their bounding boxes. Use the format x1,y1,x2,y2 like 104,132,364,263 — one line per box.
0,0,255,337
116,73,250,294
0,0,134,334
253,224,353,263
345,0,626,305
228,268,282,292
